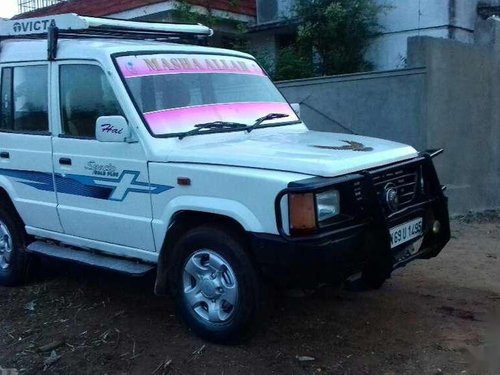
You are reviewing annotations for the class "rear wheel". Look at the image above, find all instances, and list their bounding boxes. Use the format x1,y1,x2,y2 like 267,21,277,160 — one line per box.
171,224,261,344
0,206,27,286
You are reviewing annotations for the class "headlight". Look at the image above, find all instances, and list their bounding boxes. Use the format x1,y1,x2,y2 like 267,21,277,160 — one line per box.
316,190,340,223
288,190,340,234
289,193,316,234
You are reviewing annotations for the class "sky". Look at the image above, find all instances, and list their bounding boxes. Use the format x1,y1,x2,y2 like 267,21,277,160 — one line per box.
0,0,19,19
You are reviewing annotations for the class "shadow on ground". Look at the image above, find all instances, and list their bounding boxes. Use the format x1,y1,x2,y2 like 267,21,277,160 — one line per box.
1,220,499,374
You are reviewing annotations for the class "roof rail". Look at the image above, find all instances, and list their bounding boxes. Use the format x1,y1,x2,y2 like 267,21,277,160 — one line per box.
0,13,214,60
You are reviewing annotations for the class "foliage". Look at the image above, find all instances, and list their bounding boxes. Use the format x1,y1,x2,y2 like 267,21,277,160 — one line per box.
295,0,384,75
273,47,314,81
173,0,219,27
218,22,275,77
171,0,383,80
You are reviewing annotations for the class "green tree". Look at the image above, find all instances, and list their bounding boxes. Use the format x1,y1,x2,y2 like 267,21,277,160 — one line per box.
173,0,219,27
274,47,313,81
295,0,383,75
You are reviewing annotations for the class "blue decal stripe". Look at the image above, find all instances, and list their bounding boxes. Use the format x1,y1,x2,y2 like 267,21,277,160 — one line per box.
0,168,173,201
64,170,174,201
54,174,113,200
0,169,54,191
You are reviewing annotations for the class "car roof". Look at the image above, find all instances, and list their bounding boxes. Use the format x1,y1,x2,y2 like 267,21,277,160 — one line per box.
0,38,253,63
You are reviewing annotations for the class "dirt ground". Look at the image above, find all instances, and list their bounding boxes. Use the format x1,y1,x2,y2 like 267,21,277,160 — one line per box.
1,217,499,375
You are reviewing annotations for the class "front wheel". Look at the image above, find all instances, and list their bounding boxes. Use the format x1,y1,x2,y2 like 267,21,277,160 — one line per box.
171,224,261,344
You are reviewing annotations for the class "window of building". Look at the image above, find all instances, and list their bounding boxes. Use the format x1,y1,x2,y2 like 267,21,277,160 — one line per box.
0,65,49,133
60,65,122,138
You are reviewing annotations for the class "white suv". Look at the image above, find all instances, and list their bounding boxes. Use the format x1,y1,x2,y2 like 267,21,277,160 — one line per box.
0,14,450,343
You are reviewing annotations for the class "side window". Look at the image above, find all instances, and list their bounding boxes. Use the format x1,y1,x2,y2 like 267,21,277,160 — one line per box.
0,65,49,133
60,65,122,138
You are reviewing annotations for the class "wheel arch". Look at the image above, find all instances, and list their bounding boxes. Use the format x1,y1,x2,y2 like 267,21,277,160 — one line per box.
0,186,25,228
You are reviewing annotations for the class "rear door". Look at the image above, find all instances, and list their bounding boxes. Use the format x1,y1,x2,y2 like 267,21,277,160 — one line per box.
51,61,163,252
0,63,62,232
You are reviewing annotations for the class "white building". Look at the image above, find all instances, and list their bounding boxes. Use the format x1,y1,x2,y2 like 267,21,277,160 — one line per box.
367,0,481,70
249,0,500,71
16,0,500,72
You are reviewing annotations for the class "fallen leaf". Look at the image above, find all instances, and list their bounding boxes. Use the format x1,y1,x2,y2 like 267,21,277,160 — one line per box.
38,340,65,352
24,301,36,311
44,350,61,369
296,355,315,362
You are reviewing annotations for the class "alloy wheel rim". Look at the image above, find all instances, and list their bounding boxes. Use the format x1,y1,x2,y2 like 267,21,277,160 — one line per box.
182,250,238,323
0,222,13,270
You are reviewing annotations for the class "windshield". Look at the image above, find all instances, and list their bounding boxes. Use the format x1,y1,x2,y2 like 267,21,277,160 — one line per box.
116,53,299,136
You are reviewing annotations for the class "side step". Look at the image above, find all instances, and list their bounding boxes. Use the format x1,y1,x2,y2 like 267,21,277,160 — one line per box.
26,241,155,276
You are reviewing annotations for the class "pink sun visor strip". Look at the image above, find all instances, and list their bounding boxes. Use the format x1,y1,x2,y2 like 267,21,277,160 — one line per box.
117,54,266,78
144,102,299,135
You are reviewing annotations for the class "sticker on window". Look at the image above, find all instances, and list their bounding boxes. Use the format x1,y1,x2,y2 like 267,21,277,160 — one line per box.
118,54,266,78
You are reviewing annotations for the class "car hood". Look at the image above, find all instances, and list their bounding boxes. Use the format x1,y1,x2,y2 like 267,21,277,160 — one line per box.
166,129,418,177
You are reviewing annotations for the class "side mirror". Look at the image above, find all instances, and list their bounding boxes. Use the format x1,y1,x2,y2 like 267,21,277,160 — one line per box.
96,116,131,143
291,103,301,117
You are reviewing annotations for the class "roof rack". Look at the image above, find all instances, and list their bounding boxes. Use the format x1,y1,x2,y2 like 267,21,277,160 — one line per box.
0,13,214,60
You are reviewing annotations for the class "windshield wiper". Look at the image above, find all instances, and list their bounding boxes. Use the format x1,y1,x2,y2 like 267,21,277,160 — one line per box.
178,113,291,139
245,113,290,133
178,121,248,139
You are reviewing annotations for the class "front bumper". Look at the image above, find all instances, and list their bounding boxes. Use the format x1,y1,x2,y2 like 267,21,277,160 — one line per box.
250,153,450,287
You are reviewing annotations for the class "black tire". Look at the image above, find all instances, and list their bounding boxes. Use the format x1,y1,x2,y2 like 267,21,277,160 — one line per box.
360,239,393,290
0,206,28,286
170,224,261,344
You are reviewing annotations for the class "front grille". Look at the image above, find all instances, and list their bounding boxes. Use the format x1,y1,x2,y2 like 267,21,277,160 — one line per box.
372,165,420,213
353,181,363,203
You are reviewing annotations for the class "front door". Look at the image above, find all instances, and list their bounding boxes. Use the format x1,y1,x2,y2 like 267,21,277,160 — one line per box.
51,62,163,252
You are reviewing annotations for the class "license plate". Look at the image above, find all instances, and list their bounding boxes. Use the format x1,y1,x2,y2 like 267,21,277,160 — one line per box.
390,218,423,249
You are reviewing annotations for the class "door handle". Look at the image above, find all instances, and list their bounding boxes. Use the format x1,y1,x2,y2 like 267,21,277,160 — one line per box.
59,157,72,166
0,152,10,159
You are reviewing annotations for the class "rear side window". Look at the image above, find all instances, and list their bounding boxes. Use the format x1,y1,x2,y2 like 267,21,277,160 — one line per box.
0,65,49,133
59,65,122,138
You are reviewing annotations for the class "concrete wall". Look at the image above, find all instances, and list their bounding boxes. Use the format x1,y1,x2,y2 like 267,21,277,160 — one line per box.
277,35,500,214
407,36,500,213
277,68,427,149
367,0,479,70
475,15,500,51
